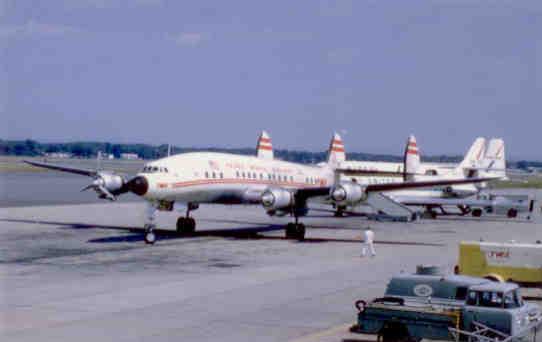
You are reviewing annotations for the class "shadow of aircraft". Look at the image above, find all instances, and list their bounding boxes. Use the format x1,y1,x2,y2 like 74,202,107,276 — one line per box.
0,218,443,247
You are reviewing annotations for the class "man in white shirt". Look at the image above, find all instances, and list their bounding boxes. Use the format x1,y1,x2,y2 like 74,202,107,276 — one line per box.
361,227,376,257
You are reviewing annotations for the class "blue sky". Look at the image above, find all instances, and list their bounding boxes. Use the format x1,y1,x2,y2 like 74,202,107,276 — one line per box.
1,1,541,159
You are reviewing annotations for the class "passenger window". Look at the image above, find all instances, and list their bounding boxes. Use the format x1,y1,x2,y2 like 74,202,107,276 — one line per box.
212,172,216,179
268,174,271,180
153,166,159,172
220,172,224,179
164,168,168,173
290,176,293,182
205,171,209,178
260,173,263,180
242,172,246,178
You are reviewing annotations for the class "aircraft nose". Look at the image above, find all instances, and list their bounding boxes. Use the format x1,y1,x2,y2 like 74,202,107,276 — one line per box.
127,176,149,196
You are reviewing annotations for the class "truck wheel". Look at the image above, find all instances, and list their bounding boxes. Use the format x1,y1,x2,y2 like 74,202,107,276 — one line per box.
472,208,482,217
380,323,412,342
507,208,518,218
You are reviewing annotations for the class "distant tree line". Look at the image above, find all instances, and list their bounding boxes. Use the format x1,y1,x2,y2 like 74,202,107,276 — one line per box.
0,139,538,168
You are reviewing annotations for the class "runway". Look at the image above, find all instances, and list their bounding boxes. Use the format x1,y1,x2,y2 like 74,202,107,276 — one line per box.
1,195,541,341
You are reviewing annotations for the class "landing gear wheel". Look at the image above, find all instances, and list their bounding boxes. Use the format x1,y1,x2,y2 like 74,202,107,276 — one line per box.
285,223,296,239
144,231,156,244
187,217,196,232
176,217,186,232
144,224,156,244
507,208,518,218
295,223,305,241
177,217,196,234
472,208,482,217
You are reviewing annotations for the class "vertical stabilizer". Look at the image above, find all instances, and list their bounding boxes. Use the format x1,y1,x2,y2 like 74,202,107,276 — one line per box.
458,137,486,170
403,135,420,181
256,131,274,159
327,132,346,165
481,138,506,179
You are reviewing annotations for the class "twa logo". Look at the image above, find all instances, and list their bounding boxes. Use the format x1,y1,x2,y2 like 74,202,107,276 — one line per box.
486,250,510,259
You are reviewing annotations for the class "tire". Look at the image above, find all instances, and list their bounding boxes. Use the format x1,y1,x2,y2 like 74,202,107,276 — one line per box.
380,323,412,342
285,223,295,239
472,208,482,217
176,217,185,232
187,218,196,232
144,231,156,244
507,208,518,218
295,223,306,241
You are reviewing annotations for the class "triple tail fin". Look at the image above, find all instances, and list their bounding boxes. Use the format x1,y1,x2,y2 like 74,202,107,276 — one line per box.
256,131,274,160
403,135,420,181
480,138,506,179
457,137,486,177
327,132,346,165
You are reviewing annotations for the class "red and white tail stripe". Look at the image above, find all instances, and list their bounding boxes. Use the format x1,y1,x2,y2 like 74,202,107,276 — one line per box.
406,137,419,156
257,131,274,160
327,132,346,164
403,135,421,180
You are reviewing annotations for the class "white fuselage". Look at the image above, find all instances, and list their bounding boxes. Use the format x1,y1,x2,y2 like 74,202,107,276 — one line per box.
138,152,334,205
338,161,480,199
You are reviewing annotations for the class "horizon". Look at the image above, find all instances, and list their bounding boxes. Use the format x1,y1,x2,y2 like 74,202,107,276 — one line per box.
4,137,541,163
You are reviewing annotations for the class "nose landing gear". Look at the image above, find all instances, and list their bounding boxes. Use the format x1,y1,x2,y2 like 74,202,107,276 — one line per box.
144,224,156,244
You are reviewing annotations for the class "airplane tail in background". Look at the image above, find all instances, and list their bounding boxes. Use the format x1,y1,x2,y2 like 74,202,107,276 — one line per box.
480,138,507,179
457,137,486,176
327,132,346,165
256,131,274,160
403,135,421,181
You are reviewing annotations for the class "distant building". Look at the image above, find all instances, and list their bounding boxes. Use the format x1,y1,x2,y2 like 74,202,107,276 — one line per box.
45,152,72,158
120,153,140,160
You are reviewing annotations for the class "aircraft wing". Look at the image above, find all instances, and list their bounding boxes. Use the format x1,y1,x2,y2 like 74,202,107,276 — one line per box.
292,176,496,205
24,160,98,177
364,176,497,193
388,195,493,207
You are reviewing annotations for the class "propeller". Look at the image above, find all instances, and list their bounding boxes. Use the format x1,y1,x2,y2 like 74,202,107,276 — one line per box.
23,158,149,200
81,172,126,201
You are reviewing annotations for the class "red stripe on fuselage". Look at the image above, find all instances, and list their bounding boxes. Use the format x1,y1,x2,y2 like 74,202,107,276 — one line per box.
169,178,325,189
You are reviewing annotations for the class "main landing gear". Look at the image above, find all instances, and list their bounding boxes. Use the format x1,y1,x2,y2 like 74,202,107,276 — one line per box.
176,203,199,234
285,216,306,241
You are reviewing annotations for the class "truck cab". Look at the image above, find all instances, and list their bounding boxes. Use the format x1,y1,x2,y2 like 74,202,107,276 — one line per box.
463,282,539,335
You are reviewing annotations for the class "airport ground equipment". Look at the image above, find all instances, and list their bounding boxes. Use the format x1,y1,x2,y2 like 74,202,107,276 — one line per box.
457,241,542,287
417,193,535,219
351,268,541,341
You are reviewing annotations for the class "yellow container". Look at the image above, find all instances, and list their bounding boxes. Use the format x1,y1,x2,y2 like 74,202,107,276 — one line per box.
458,241,542,286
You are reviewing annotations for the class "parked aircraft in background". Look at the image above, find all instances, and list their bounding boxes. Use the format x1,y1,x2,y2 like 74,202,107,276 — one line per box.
24,132,495,244
335,135,524,219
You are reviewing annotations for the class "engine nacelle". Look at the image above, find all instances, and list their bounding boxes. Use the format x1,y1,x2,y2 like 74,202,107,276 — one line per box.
330,182,367,205
261,188,294,211
97,173,125,193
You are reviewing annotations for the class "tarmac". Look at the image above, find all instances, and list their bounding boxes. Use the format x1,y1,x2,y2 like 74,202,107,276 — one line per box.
1,194,541,341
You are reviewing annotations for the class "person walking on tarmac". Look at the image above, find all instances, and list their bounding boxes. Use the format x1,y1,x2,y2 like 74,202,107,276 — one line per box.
361,227,376,257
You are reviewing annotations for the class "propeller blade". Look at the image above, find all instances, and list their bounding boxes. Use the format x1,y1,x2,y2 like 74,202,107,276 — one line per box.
97,185,116,201
80,184,95,192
